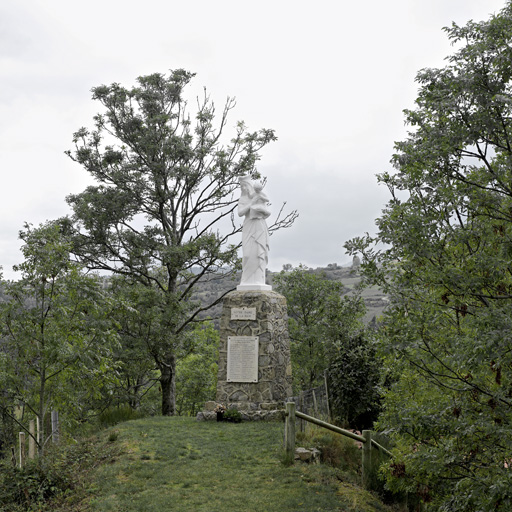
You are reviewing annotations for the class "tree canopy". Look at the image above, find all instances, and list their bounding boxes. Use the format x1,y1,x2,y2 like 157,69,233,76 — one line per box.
273,265,380,428
65,70,296,414
347,3,512,509
0,222,119,455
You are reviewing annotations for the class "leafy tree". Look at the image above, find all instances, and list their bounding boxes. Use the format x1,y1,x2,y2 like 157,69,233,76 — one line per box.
64,70,296,415
0,222,119,455
0,268,16,458
106,277,219,417
327,333,382,430
273,266,379,427
175,322,219,416
347,4,512,509
273,265,345,391
107,275,166,413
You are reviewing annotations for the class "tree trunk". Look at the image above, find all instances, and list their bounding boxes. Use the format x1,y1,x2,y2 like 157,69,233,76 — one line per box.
128,376,143,410
160,355,176,416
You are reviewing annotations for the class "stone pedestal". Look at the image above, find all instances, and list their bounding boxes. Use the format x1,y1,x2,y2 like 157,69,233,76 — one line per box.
198,290,292,421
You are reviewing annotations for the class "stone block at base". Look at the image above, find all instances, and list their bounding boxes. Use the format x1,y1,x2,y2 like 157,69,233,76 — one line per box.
196,408,285,422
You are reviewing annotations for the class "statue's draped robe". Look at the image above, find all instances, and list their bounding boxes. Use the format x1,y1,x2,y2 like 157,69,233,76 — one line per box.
239,196,270,285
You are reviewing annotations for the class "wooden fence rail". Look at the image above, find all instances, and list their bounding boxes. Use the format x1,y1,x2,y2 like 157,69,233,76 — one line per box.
371,438,393,458
285,402,392,488
295,409,365,443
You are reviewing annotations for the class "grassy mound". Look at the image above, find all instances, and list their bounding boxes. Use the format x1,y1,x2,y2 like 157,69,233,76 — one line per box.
1,417,400,511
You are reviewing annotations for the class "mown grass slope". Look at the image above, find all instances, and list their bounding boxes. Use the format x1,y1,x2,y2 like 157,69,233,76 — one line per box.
77,417,396,512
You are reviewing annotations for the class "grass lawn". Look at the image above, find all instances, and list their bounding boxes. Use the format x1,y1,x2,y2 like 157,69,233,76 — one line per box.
83,416,348,511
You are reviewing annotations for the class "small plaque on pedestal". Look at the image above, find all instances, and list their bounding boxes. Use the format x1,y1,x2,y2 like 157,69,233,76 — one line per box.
227,336,259,383
231,307,257,320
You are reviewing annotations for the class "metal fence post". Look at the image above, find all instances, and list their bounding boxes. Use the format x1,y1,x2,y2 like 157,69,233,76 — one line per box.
285,402,296,462
323,372,331,422
299,392,304,432
362,430,372,488
312,389,319,417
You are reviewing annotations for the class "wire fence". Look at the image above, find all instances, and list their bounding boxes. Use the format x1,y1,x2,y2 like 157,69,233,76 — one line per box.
286,380,331,427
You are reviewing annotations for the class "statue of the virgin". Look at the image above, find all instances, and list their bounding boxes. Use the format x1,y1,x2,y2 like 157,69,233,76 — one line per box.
237,176,272,291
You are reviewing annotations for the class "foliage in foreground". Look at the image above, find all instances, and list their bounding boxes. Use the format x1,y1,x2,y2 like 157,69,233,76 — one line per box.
347,3,512,510
0,222,119,456
0,434,120,512
274,265,382,428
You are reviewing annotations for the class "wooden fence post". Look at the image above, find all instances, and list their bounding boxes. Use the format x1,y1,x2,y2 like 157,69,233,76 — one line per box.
19,432,26,469
51,410,59,444
36,416,41,445
285,402,296,463
29,420,36,459
362,430,372,488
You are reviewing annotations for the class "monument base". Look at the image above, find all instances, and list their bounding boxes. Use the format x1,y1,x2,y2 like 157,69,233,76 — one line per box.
197,290,292,421
196,400,285,421
236,284,272,291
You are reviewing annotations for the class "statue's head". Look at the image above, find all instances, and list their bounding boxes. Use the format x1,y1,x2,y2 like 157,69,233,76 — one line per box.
239,175,253,194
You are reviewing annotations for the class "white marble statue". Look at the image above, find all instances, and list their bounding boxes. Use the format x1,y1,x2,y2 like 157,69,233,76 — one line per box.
237,176,272,291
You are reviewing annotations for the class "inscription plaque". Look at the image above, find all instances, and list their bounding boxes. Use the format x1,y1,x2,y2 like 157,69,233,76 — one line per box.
231,307,257,320
227,336,259,383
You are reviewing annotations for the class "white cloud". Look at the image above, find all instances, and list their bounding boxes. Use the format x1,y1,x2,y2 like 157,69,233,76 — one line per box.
0,0,506,278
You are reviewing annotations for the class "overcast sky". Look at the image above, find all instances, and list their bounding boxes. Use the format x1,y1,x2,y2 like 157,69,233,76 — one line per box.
0,0,506,280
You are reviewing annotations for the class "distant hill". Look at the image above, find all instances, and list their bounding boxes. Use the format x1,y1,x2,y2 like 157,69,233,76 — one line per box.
0,265,388,325
192,264,388,325
289,264,389,325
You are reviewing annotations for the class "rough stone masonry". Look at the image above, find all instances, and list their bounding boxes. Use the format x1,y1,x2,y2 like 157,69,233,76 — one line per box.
198,290,292,421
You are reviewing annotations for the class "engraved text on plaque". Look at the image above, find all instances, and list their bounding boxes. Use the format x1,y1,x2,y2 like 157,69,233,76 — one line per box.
227,336,259,383
231,307,257,321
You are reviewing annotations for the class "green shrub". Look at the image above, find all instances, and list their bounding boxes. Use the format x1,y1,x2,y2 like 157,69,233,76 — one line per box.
98,405,144,428
0,459,70,511
327,334,382,430
0,432,121,511
296,425,360,477
223,408,242,423
108,430,120,442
